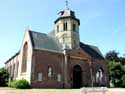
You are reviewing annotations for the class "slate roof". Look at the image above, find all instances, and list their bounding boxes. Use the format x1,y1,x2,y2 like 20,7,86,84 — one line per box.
29,30,104,59
80,42,104,60
29,30,62,52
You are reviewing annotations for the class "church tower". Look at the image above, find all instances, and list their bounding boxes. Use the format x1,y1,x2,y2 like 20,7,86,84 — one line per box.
54,5,80,49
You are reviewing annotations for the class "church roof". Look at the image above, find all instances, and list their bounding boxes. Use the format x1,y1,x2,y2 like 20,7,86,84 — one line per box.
80,42,105,60
29,30,62,52
29,30,104,60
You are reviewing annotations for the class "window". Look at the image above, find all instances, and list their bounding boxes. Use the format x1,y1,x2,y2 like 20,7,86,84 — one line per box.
96,68,103,83
15,62,19,77
10,66,12,77
13,64,15,77
72,24,76,31
38,72,43,81
21,42,28,73
48,66,53,77
57,25,59,33
63,22,67,31
57,74,61,82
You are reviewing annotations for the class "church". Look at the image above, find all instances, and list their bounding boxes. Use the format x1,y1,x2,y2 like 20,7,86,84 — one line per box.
5,6,109,88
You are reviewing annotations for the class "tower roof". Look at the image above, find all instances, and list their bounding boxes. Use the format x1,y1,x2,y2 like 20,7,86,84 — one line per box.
54,8,80,25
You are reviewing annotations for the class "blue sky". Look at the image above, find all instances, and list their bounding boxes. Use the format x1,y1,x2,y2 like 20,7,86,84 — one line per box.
0,0,125,67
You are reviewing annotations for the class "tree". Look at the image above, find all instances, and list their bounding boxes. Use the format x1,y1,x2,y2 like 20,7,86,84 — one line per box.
106,50,125,87
119,57,125,65
0,67,9,86
108,61,123,87
105,50,119,62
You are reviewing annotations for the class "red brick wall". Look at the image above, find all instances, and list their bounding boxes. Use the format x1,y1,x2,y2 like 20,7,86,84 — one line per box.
31,49,64,88
30,48,109,88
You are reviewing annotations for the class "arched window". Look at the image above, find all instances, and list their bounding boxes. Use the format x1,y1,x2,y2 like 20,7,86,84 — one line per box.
48,66,53,77
96,68,103,84
16,62,19,77
21,42,28,73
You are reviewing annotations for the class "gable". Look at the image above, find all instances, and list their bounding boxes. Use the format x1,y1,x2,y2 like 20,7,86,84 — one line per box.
69,48,90,60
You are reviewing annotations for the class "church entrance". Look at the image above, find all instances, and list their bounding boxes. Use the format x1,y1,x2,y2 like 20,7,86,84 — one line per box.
73,65,82,88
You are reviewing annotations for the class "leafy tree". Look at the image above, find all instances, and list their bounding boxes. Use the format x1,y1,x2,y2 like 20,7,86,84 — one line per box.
121,75,125,87
108,61,123,87
106,50,125,87
105,50,119,62
119,57,125,65
0,67,9,86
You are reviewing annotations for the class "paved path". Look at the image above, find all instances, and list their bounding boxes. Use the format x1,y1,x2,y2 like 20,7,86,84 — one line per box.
0,91,8,94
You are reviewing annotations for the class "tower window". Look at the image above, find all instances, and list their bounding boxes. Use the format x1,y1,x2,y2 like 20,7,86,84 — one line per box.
63,23,67,31
73,24,76,31
57,25,59,33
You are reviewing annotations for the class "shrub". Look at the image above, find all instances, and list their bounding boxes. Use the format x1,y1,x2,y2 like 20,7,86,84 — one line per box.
0,67,9,86
8,79,30,89
15,79,30,89
8,80,17,88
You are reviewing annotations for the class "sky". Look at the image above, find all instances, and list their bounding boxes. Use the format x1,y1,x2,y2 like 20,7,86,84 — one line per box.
0,0,125,68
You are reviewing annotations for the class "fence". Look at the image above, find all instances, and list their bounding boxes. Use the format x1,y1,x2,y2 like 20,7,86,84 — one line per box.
80,87,108,94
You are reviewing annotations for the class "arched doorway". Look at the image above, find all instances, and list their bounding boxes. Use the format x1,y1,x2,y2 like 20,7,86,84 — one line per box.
73,65,82,88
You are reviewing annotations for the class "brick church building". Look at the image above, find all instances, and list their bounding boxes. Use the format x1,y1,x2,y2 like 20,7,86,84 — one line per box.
5,7,109,88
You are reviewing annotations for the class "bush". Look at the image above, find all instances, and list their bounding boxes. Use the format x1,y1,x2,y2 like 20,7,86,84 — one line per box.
15,79,30,89
8,79,30,89
8,80,17,88
0,67,9,86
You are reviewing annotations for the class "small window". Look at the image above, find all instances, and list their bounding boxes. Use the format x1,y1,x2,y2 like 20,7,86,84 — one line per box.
73,24,76,31
57,25,59,33
63,23,67,31
48,66,53,77
38,72,43,81
57,74,61,82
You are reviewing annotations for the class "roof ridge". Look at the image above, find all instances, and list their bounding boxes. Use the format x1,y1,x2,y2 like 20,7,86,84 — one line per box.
80,42,97,47
29,30,47,36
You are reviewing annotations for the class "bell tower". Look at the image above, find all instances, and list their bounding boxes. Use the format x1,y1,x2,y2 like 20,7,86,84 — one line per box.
54,3,80,49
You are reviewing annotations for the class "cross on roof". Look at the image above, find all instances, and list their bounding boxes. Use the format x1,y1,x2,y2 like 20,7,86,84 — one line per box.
65,0,69,9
